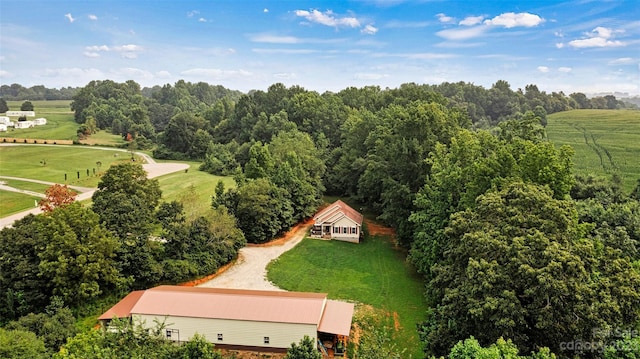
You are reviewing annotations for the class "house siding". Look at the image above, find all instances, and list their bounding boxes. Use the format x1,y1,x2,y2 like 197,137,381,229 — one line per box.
133,314,317,349
331,217,360,242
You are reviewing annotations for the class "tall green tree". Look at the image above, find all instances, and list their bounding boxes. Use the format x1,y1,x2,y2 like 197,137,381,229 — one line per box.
422,182,640,355
20,100,34,111
0,98,8,113
92,162,161,239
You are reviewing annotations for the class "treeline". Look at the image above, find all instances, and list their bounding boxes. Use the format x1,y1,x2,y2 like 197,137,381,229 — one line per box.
2,78,640,358
0,163,245,356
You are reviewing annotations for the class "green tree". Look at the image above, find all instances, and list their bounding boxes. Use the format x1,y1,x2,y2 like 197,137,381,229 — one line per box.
5,302,76,354
92,162,161,239
423,181,639,355
235,178,293,243
286,335,322,359
0,328,47,359
177,334,222,359
20,100,34,111
0,98,8,113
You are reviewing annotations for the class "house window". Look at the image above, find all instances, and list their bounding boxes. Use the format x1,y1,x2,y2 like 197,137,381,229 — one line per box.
264,336,270,344
351,227,356,234
334,227,340,234
217,333,223,341
166,330,171,338
343,227,348,234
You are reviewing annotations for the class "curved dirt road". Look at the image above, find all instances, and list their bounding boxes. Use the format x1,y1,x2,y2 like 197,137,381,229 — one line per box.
198,223,312,291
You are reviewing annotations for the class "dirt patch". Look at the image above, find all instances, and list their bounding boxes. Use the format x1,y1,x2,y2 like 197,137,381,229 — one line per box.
364,219,395,236
247,219,313,247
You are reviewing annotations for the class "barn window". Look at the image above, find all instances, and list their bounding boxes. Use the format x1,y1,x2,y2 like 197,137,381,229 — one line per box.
264,336,270,344
217,333,223,341
166,330,172,338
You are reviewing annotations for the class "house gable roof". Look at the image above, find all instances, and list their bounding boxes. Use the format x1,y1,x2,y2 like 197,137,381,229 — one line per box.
313,200,363,226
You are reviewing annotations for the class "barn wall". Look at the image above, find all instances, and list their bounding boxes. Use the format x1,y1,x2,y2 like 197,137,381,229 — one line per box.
133,314,317,349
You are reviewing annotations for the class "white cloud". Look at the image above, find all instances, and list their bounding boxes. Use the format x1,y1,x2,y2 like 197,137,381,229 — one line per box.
263,8,269,13
181,68,253,79
567,27,625,48
436,26,487,40
294,9,360,28
252,48,319,55
88,14,97,21
187,10,199,18
113,44,143,52
65,13,75,23
361,25,378,35
86,45,110,52
484,12,544,28
609,57,634,65
83,52,100,58
250,34,300,44
459,16,484,26
273,72,297,79
198,18,207,22
354,73,389,80
537,66,550,73
555,43,564,49
156,70,171,78
0,70,10,78
436,13,454,24
558,67,572,73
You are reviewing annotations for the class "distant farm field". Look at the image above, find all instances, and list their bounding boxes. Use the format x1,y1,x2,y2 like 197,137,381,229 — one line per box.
547,109,640,192
2,100,125,146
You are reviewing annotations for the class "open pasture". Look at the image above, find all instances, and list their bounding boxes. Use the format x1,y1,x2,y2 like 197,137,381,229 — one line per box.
2,100,79,140
547,109,640,192
0,145,141,188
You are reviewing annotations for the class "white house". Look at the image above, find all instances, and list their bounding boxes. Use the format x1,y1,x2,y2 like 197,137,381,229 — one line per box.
14,120,34,129
0,116,10,124
99,285,354,355
311,200,363,243
34,118,47,125
0,124,6,132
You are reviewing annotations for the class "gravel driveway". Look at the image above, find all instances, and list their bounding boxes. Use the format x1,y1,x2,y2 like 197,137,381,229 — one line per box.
198,222,312,291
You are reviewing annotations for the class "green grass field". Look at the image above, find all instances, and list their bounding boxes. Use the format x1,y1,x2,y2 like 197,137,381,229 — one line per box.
267,234,428,357
0,145,235,217
2,100,125,145
547,109,640,192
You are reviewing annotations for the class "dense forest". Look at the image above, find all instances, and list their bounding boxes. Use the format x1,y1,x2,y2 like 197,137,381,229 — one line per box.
1,79,640,358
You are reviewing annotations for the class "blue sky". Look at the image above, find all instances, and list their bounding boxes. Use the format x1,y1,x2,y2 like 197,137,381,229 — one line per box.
1,0,638,95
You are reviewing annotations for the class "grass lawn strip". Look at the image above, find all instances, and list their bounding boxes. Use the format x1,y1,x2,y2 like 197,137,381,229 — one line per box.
267,230,427,357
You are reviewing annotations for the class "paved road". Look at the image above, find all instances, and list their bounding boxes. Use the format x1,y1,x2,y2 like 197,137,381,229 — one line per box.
0,145,189,228
198,223,313,291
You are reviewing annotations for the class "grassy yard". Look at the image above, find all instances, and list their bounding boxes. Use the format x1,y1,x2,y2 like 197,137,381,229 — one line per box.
0,145,143,187
547,109,640,192
267,232,428,358
155,161,236,216
0,190,40,217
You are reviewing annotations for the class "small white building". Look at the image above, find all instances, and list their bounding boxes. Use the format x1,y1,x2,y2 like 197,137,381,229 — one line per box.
0,116,10,124
14,120,34,129
34,118,47,125
0,124,6,132
311,200,363,243
99,286,354,355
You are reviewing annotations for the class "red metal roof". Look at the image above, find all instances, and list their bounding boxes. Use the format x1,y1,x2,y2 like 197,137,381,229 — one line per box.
99,286,354,336
313,200,363,226
98,290,145,320
318,300,355,336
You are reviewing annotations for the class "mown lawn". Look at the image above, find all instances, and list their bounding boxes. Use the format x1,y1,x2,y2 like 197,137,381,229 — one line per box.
267,232,427,358
547,109,640,192
3,100,78,140
0,145,142,187
0,190,40,217
155,161,236,217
